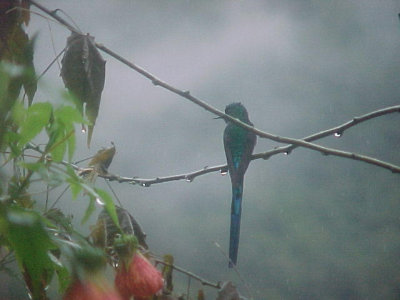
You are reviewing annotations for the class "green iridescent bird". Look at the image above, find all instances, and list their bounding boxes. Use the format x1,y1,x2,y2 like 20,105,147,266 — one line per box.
223,102,256,267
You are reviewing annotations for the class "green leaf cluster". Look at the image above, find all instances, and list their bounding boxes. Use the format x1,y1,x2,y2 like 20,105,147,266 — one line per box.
0,74,121,299
0,205,57,299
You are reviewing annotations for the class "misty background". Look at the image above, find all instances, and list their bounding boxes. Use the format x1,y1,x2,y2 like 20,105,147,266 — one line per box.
3,1,400,299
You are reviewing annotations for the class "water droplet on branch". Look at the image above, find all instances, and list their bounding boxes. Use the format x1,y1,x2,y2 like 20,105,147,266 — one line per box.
96,197,104,205
334,132,342,137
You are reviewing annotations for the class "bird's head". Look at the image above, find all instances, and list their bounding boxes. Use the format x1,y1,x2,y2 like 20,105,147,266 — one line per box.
224,102,250,123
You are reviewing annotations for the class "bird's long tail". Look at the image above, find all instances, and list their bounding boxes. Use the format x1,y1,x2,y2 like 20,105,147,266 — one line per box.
229,182,243,267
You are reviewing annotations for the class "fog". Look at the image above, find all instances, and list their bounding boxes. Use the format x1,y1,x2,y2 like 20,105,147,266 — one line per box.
5,1,400,299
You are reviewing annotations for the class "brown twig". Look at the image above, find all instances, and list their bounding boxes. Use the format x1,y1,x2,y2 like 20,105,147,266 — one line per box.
153,257,221,289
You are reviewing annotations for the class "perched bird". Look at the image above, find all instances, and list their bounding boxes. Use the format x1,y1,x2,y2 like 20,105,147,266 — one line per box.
223,103,256,267
78,142,116,185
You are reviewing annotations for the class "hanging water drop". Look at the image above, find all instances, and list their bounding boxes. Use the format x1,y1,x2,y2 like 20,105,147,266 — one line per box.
96,197,105,205
334,132,342,137
220,169,228,176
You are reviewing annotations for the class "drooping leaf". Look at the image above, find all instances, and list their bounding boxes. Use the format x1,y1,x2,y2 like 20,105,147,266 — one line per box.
162,254,174,293
66,129,76,162
49,128,68,162
55,263,71,294
95,188,120,231
60,32,106,148
69,180,82,200
2,207,57,299
81,194,96,225
19,33,36,105
198,289,205,300
46,105,82,162
0,14,37,105
91,206,148,253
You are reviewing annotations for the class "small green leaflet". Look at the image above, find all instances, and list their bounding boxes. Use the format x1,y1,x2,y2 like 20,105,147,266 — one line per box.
18,102,51,147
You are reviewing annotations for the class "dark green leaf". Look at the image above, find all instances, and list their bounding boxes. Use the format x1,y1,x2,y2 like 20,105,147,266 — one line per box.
68,181,82,200
67,131,76,162
0,24,37,105
61,32,106,148
19,162,43,172
65,166,82,199
3,207,56,299
81,194,96,225
50,133,67,162
55,264,70,294
91,206,148,251
95,188,120,231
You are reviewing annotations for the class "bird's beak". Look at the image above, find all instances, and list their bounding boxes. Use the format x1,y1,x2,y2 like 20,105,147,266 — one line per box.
213,116,223,120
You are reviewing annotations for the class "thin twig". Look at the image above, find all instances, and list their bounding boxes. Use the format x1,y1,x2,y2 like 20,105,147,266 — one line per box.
153,257,221,289
101,105,400,185
186,276,191,300
214,241,254,300
253,105,400,160
37,47,65,81
27,0,400,175
103,164,226,186
27,0,82,33
49,185,69,210
105,180,123,207
24,106,400,188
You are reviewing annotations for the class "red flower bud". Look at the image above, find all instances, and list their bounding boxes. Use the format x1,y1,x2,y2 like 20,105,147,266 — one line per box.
63,277,122,300
115,252,163,299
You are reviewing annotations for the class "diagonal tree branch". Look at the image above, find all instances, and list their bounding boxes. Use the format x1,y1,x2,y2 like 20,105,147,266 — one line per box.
28,0,400,176
97,105,400,185
253,104,400,160
152,256,221,289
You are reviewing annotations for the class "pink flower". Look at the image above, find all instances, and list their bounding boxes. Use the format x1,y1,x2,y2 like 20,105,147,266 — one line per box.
64,277,122,300
115,252,163,299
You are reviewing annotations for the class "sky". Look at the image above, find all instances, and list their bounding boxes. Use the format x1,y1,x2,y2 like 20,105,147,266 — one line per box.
7,0,400,299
